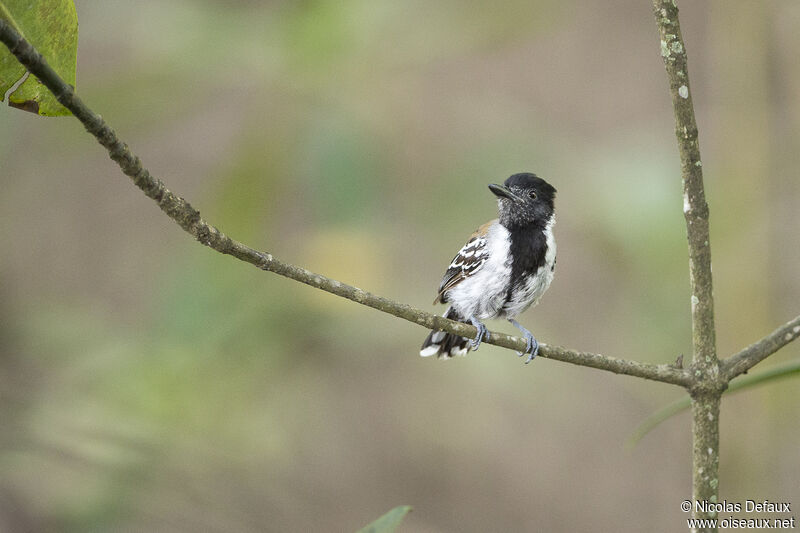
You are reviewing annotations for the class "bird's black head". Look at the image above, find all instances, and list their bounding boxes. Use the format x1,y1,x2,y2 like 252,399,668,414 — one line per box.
489,173,556,228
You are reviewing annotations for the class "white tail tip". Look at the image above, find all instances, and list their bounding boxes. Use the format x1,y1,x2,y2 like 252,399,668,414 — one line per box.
419,345,439,357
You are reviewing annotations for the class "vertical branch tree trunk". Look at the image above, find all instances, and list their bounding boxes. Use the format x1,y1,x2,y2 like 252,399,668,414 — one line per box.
691,393,721,525
652,3,725,531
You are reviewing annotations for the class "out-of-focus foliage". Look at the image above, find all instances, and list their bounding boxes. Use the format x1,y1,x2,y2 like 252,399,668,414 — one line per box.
1,1,798,532
629,358,800,447
356,506,411,533
0,0,77,115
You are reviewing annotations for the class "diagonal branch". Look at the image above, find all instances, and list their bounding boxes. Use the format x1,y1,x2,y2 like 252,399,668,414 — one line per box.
0,19,692,388
722,314,800,380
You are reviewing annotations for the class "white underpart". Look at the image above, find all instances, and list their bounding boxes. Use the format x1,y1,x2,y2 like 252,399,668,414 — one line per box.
445,219,556,321
420,217,556,357
445,222,513,320
502,217,557,318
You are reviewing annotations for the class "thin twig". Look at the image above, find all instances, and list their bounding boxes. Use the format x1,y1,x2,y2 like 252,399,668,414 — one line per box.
722,315,800,380
0,19,693,388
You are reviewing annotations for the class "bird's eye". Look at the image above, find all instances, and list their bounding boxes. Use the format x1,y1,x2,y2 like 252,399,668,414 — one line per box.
528,190,538,200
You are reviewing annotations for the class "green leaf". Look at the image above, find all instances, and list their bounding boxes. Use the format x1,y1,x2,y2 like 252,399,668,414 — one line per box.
0,0,77,116
356,506,412,533
628,358,800,448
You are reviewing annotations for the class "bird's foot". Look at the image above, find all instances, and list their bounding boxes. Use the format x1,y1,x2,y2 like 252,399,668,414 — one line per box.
508,319,539,363
468,316,489,351
520,333,539,364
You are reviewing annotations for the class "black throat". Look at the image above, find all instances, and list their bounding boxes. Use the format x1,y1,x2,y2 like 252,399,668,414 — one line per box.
505,219,549,300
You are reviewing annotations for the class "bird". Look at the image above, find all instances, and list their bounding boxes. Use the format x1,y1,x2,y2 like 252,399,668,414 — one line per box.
420,173,556,363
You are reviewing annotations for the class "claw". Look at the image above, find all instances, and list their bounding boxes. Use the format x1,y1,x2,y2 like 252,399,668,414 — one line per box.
524,336,539,364
468,316,489,351
516,334,534,358
508,318,539,364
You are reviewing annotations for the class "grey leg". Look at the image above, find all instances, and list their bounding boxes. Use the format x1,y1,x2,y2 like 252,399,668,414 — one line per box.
508,318,539,363
468,316,489,350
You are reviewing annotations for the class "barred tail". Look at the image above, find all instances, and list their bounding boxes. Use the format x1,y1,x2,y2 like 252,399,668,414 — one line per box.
419,307,471,359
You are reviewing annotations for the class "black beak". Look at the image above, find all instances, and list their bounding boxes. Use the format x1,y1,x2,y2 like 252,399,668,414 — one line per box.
488,183,522,202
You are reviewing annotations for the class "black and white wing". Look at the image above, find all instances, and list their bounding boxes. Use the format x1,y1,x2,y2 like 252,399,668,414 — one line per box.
433,219,494,304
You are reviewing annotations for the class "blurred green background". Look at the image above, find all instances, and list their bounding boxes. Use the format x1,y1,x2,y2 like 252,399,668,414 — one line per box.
2,1,799,531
